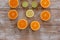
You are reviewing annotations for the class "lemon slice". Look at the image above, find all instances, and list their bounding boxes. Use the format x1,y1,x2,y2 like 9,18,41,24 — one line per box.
26,10,34,18
22,1,28,8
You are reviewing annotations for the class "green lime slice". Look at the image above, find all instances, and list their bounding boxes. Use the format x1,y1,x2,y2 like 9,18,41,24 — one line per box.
32,1,38,8
26,10,34,18
22,1,28,8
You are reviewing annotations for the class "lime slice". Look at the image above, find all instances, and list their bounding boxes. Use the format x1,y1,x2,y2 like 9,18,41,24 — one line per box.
26,10,34,18
32,1,38,8
22,1,28,8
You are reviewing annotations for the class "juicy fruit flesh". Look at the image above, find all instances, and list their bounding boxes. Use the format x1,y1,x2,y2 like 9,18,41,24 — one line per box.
8,10,18,19
9,0,19,8
40,0,50,8
17,19,28,29
31,21,40,31
40,11,50,21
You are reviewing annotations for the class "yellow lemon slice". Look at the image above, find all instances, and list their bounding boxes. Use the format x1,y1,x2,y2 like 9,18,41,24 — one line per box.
26,10,34,18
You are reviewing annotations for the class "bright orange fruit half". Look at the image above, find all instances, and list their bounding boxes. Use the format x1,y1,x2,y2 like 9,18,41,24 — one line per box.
8,10,18,20
30,21,40,31
9,0,19,8
40,0,50,8
17,19,28,30
40,10,51,21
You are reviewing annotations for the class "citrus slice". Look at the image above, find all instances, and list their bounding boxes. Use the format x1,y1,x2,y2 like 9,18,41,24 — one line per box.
40,10,51,21
22,1,28,8
8,10,18,20
26,10,34,18
32,1,38,8
17,19,28,30
30,21,40,31
9,0,19,8
40,0,50,8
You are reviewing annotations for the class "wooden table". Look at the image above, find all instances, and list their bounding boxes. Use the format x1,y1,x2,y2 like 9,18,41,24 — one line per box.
0,0,60,40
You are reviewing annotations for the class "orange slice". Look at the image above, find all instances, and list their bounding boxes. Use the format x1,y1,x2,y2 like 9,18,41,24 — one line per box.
17,19,28,30
40,0,50,8
8,10,18,20
9,0,19,8
30,21,40,31
40,10,51,21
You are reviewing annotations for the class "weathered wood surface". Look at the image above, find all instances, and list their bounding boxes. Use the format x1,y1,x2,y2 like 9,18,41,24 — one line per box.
0,0,60,40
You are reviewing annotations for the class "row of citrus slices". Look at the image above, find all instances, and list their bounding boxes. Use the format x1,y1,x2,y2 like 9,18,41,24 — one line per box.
9,0,50,8
8,10,51,31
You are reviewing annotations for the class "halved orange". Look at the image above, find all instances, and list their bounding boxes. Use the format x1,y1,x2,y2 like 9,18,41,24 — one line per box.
40,10,51,21
9,0,19,8
8,10,18,20
17,19,28,30
30,21,40,31
40,0,50,8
